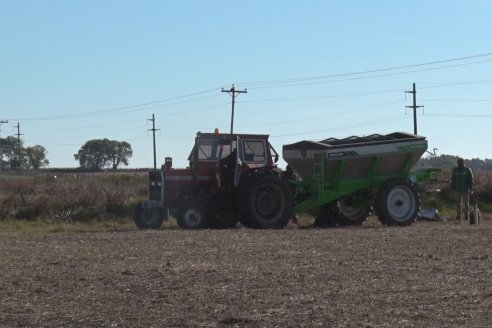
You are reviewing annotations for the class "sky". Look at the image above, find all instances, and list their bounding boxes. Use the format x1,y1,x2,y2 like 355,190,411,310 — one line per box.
1,1,492,169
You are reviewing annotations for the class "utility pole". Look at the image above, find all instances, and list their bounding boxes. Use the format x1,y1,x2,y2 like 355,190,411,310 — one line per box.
0,120,7,170
405,83,423,135
147,114,160,170
15,122,23,169
221,84,247,136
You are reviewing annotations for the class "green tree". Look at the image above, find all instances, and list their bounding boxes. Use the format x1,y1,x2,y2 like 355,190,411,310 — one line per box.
0,136,23,169
24,145,50,169
107,140,133,169
74,139,133,170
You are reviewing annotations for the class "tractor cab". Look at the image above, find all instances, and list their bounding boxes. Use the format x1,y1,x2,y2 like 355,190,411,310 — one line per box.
188,131,280,187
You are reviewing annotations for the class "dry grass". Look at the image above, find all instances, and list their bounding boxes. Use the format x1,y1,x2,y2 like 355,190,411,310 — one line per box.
0,172,147,222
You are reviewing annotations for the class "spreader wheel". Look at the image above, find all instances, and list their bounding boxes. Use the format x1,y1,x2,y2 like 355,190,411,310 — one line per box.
335,197,370,226
376,177,420,226
314,202,340,228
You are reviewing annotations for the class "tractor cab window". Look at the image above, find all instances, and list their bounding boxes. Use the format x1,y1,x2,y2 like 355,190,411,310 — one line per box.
196,139,219,161
241,140,266,163
219,142,236,160
193,138,237,161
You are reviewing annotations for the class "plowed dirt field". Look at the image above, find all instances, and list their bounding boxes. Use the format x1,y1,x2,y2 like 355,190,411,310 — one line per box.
1,218,491,327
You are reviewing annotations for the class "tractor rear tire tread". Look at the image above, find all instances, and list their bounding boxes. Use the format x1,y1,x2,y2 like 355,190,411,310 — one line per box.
237,171,293,229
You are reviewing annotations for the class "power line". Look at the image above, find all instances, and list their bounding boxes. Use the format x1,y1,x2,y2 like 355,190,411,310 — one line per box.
236,77,492,105
7,88,221,121
237,100,403,129
271,114,406,138
241,88,404,104
12,53,492,122
424,113,492,118
237,52,492,88
421,99,492,102
419,78,492,90
240,59,492,90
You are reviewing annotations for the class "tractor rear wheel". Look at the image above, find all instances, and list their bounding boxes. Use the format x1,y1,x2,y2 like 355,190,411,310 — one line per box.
376,177,420,226
177,199,208,229
133,203,165,229
237,171,293,229
335,197,370,226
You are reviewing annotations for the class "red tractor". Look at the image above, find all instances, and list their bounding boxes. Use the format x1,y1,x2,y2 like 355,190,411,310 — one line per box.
133,131,293,229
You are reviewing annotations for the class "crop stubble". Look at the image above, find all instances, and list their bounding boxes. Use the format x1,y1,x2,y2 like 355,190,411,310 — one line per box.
0,219,491,327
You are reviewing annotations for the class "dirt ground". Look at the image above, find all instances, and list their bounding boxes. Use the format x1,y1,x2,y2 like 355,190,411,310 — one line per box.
1,217,491,328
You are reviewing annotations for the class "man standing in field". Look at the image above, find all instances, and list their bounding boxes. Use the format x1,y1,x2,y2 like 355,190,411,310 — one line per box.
450,158,474,221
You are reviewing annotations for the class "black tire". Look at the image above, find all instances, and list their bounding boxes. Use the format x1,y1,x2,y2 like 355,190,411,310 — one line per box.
375,177,420,226
133,203,165,229
177,199,208,229
237,171,293,229
335,197,370,226
314,202,340,227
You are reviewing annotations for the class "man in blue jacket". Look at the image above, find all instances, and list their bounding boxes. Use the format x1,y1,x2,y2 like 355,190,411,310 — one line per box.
450,158,474,221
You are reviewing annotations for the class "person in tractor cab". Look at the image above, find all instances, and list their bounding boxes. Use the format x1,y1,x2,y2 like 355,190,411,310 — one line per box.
281,164,299,180
216,147,237,188
450,158,474,221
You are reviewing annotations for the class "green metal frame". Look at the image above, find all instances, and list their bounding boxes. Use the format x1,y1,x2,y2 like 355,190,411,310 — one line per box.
293,152,439,214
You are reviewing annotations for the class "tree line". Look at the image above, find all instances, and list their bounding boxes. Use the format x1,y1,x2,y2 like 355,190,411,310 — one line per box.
0,136,49,169
0,137,132,170
418,154,492,171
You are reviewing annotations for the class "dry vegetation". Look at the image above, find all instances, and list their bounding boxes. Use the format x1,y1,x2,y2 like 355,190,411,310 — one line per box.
0,172,147,222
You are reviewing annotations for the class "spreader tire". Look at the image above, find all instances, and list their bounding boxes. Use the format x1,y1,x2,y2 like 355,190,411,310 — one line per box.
376,177,420,226
133,203,165,229
335,197,370,226
238,171,293,229
177,199,208,229
314,202,340,227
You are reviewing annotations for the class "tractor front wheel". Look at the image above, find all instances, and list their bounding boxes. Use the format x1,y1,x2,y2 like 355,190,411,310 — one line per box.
133,203,165,229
